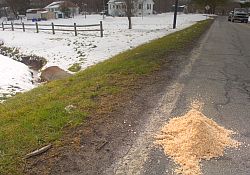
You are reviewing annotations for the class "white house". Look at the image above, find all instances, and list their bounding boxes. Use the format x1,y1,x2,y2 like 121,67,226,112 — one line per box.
45,1,79,18
108,0,154,17
26,8,44,20
26,8,57,20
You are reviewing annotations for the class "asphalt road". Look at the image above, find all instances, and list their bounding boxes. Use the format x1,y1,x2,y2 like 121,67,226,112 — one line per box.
108,17,250,175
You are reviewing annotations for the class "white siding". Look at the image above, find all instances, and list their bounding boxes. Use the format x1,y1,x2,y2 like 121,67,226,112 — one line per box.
108,2,126,16
108,0,154,17
26,13,42,20
134,0,154,16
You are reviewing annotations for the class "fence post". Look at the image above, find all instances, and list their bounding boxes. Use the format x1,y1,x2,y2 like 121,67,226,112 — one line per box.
100,21,103,37
1,23,4,31
11,22,14,31
36,22,39,33
22,22,25,32
52,22,55,34
74,23,77,36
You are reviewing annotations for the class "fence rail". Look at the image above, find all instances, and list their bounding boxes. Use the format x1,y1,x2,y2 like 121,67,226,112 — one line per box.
0,21,104,37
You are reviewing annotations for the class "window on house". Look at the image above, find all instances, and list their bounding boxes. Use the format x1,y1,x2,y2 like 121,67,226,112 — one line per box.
116,5,119,9
147,4,150,10
113,5,115,9
139,4,142,9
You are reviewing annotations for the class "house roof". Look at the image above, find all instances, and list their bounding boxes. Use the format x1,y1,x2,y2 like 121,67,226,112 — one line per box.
45,1,63,8
40,11,51,14
108,0,154,4
45,1,78,9
108,0,125,3
26,8,46,13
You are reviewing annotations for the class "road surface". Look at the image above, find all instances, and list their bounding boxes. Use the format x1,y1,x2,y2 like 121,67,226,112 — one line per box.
107,17,250,175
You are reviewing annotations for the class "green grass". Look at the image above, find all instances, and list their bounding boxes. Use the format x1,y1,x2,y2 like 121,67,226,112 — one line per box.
0,20,212,175
68,63,82,72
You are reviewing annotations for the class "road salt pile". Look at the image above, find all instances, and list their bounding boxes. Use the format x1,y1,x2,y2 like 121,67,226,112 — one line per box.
155,104,240,175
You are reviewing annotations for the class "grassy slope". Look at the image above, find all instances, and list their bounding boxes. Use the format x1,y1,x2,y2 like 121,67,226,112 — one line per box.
0,20,212,174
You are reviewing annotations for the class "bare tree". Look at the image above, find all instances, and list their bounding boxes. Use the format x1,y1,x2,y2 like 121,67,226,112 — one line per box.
124,0,140,29
5,0,30,16
191,0,231,14
71,0,109,13
124,0,133,29
154,0,175,13
30,0,54,8
72,0,135,29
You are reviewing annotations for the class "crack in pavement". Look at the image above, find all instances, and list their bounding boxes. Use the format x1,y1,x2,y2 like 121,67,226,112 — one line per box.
214,67,233,112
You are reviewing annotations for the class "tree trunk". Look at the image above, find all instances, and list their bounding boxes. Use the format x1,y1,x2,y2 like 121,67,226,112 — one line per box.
125,0,133,29
128,16,132,29
211,5,216,14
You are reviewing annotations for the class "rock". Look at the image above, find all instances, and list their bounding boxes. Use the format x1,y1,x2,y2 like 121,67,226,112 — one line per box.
41,66,72,82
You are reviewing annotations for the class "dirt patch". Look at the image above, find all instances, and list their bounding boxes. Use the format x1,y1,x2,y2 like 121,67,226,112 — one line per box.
21,56,46,71
155,102,240,175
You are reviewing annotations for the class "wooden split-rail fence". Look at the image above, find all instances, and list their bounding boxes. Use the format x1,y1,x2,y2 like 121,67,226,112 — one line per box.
0,21,104,37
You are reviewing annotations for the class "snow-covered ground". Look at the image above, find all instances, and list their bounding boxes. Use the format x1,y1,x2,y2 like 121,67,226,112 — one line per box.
0,54,34,102
0,13,207,98
0,13,207,70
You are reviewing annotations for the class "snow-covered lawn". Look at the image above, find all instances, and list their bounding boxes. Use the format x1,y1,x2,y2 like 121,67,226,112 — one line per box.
0,13,207,70
0,54,34,102
0,13,207,98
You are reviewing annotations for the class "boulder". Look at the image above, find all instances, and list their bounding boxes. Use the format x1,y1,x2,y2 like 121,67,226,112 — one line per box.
41,66,71,82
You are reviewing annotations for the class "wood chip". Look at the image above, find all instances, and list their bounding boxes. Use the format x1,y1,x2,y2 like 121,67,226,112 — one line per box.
155,102,240,175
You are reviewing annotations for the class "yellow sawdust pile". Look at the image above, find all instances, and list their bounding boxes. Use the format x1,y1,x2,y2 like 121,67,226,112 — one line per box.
155,103,240,175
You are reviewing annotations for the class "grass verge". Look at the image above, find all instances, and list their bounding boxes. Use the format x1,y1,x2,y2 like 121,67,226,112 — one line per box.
0,19,212,175
68,63,82,72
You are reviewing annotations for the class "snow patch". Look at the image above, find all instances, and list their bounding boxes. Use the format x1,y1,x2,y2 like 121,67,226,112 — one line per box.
0,54,34,101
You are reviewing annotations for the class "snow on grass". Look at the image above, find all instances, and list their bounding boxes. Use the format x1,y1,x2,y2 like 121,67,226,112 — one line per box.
0,13,207,71
0,13,207,97
0,54,34,101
